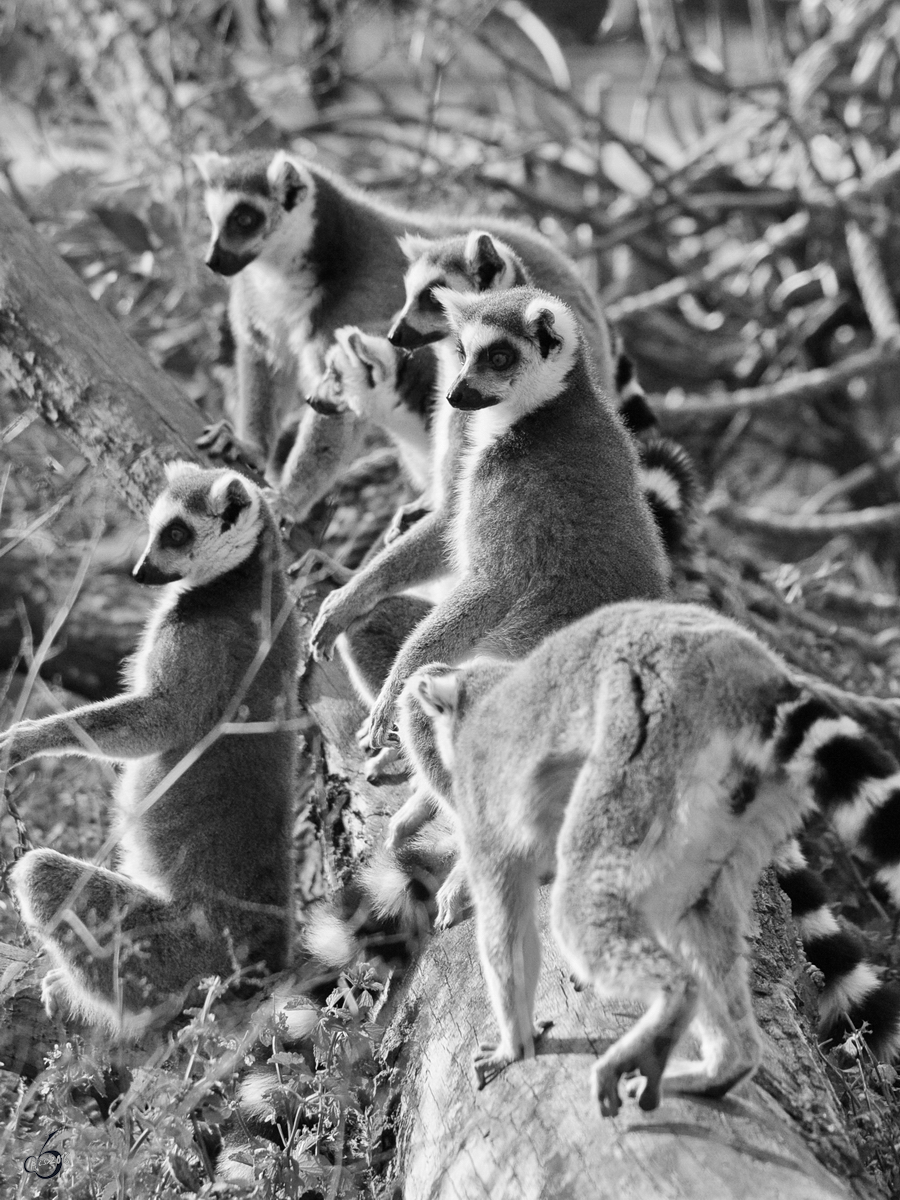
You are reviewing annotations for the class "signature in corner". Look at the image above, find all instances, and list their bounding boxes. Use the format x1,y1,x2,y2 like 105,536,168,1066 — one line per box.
23,1127,67,1180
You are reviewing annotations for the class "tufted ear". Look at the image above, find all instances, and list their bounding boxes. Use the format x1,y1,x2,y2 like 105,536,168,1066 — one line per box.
413,668,460,718
433,286,481,331
210,471,256,530
267,151,311,212
192,152,230,184
465,231,505,291
524,296,576,359
398,232,434,263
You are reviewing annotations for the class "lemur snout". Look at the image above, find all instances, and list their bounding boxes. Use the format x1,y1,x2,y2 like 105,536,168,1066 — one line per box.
447,381,500,411
206,243,254,277
133,557,181,586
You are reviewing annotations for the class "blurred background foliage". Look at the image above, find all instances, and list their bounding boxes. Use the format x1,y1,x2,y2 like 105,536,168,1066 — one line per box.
4,0,900,1193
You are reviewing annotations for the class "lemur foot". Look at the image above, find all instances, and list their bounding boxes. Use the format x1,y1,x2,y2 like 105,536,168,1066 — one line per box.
592,1043,668,1118
473,1021,552,1089
41,967,68,1021
357,703,398,752
435,866,471,930
197,420,263,471
364,744,407,784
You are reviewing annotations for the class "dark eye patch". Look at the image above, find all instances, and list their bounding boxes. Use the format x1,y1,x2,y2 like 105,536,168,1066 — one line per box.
478,340,518,371
420,282,446,313
226,203,265,237
161,519,193,550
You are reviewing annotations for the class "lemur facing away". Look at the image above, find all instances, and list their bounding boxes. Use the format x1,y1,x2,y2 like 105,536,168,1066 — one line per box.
307,327,697,559
309,287,669,755
193,150,620,519
4,465,301,1034
399,600,900,1115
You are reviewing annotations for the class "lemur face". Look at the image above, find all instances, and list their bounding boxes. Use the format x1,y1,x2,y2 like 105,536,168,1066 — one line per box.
389,231,520,350
307,328,398,419
134,464,262,588
194,150,316,277
436,286,579,413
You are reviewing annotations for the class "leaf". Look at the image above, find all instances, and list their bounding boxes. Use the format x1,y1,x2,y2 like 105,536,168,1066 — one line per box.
93,207,155,255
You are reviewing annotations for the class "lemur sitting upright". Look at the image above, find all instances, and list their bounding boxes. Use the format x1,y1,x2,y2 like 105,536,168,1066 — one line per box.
307,326,697,558
309,287,669,755
193,150,620,519
399,600,900,1114
4,464,300,1034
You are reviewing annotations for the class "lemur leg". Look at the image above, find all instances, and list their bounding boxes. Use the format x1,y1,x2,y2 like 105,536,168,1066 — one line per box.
361,579,509,749
198,345,272,471
310,512,449,662
435,858,471,930
385,783,440,850
660,886,761,1098
340,595,434,781
277,407,369,524
470,857,544,1088
11,849,231,1030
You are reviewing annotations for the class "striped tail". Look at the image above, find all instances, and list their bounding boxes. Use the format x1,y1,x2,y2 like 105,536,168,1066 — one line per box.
637,437,699,557
774,839,900,1057
613,345,657,435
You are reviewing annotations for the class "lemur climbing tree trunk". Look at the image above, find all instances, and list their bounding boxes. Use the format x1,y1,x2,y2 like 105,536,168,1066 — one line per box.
0,189,882,1199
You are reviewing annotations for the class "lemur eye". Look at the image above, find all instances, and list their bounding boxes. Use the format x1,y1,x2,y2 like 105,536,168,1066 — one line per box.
162,520,192,549
488,346,515,370
420,283,445,313
455,339,465,361
227,204,264,235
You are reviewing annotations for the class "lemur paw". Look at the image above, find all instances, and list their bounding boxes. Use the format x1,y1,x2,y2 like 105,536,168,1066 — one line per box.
435,869,471,930
473,1023,551,1089
41,968,68,1021
357,703,399,752
364,744,406,784
309,592,356,662
384,502,431,546
592,1044,667,1118
197,420,263,471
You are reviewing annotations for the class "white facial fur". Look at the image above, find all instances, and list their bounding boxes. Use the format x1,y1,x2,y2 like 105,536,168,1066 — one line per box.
141,467,263,588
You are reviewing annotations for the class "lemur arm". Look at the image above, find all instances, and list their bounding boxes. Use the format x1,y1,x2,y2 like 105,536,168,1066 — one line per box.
276,407,369,524
0,691,200,766
309,509,451,661
197,342,273,473
360,577,509,749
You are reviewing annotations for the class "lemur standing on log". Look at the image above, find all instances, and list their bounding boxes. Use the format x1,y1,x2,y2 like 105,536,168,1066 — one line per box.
400,600,900,1114
193,150,621,520
309,287,669,757
4,464,300,1034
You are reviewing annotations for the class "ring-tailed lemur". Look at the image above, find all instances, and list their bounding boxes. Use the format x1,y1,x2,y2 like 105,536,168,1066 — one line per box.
308,287,669,755
307,326,697,558
193,150,620,519
5,464,301,1034
400,600,900,1112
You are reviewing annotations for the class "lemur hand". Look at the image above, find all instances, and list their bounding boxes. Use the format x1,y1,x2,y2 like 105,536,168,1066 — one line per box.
358,688,401,751
309,587,362,662
0,720,44,768
197,420,264,472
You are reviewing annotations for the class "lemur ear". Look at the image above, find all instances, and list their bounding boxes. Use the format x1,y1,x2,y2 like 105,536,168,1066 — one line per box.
414,669,460,717
398,233,433,263
524,297,571,359
335,327,390,385
210,472,255,530
192,152,230,183
267,151,309,212
433,287,481,331
465,231,505,290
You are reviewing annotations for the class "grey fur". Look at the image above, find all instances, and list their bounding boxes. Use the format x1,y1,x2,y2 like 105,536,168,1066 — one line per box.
399,600,900,1111
309,287,668,749
5,464,301,1034
195,151,617,518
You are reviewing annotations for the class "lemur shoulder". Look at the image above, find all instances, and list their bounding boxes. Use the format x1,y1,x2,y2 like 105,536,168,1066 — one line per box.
5,464,300,1034
400,600,900,1114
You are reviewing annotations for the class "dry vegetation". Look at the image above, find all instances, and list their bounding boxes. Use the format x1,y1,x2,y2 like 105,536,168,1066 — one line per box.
3,0,900,1195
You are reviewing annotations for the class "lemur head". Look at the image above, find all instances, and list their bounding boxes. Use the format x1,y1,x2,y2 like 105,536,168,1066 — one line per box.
194,150,316,277
134,464,264,587
307,327,403,419
388,231,524,350
436,286,580,414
